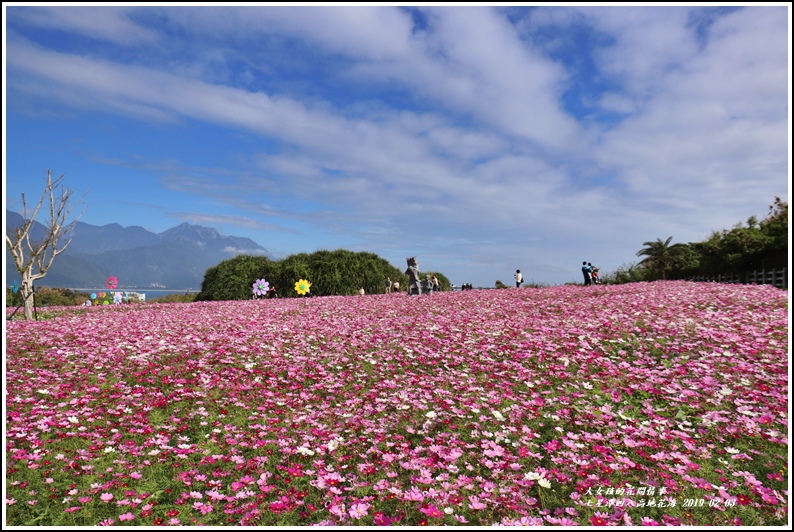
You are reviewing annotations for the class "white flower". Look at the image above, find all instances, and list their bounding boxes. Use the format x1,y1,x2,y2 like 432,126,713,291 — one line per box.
103,447,116,454
425,411,437,419
725,447,740,454
296,446,315,456
492,410,505,421
538,478,552,489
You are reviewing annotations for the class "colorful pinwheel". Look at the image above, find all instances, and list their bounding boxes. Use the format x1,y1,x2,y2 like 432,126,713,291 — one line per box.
294,279,311,296
106,276,118,290
252,279,270,297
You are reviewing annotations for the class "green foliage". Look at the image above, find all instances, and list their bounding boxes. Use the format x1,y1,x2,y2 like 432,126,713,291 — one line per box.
757,196,788,269
608,197,788,284
636,236,690,280
495,280,508,289
5,286,90,307
423,271,451,291
196,249,413,301
195,255,277,301
599,263,647,285
6,287,24,308
149,292,198,304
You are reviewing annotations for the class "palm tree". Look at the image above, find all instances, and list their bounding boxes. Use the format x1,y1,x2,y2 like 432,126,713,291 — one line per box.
636,237,686,280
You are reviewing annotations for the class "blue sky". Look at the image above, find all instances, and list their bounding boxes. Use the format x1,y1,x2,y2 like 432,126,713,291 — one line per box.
3,4,790,287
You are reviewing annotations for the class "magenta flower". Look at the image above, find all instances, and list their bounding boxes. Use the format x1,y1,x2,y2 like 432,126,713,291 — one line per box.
3,281,788,528
419,504,443,518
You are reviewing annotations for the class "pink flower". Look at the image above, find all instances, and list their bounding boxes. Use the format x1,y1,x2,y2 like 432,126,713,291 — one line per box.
100,493,114,503
118,512,135,522
328,504,346,518
419,504,443,518
373,512,393,526
349,502,370,519
193,502,213,515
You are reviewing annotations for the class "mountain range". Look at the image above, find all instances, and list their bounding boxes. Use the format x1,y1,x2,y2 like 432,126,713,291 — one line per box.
5,210,269,290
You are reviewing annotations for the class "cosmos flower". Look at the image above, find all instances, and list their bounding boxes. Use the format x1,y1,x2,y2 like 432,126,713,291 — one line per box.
419,504,443,518
349,502,370,519
3,281,788,528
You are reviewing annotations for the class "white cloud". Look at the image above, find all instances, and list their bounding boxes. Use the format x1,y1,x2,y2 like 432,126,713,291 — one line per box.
4,5,788,286
9,6,160,46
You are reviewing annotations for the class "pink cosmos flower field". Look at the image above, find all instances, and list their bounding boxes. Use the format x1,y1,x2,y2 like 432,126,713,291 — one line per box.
5,281,789,526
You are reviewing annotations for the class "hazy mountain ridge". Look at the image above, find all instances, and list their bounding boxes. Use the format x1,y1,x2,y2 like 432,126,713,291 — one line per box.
5,210,269,289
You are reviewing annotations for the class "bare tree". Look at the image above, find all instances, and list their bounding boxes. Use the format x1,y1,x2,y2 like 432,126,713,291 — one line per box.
6,170,87,320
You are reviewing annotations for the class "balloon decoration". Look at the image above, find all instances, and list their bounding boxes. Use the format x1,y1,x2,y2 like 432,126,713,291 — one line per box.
294,279,311,296
252,279,270,297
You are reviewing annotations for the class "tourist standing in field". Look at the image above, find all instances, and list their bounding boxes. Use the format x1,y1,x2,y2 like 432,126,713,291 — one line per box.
582,262,592,286
385,277,392,293
514,269,523,287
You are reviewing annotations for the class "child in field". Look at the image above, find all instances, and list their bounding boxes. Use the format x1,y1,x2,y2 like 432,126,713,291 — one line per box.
590,263,600,284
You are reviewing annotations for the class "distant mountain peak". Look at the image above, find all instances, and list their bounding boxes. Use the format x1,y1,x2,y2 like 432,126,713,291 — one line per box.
6,210,269,289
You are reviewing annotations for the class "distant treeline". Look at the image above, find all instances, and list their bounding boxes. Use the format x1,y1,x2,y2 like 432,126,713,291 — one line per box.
603,197,788,284
195,249,451,301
